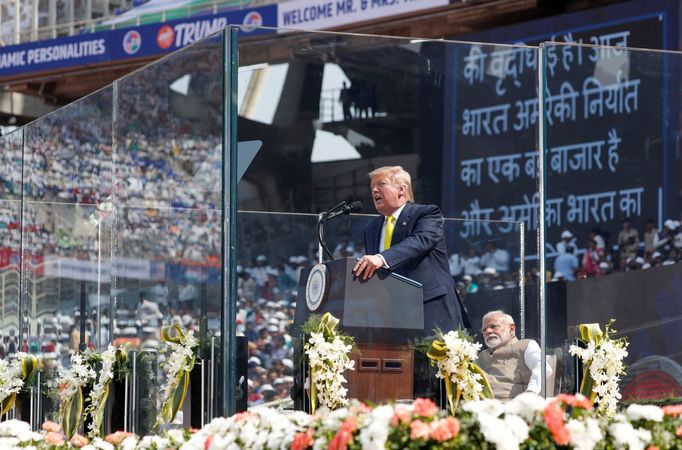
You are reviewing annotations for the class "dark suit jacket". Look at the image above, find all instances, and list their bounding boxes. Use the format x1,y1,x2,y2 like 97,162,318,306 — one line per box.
363,202,469,333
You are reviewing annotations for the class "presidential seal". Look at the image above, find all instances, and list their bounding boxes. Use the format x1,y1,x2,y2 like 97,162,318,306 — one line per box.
305,263,328,311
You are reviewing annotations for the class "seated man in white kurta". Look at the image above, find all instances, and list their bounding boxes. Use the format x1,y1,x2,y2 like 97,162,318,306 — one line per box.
477,310,553,399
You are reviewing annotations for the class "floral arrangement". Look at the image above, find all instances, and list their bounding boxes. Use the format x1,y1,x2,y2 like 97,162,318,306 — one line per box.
83,344,128,437
0,395,681,449
0,352,36,415
425,328,493,415
302,312,355,413
157,324,199,426
52,350,98,439
569,321,629,417
51,346,128,439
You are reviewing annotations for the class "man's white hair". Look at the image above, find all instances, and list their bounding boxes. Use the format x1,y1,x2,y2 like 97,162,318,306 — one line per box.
482,310,515,326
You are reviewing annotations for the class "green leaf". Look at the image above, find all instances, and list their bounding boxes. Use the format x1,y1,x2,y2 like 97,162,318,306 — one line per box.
21,354,37,380
90,383,110,436
470,363,495,399
579,361,596,401
62,387,84,439
1,393,16,416
162,371,190,423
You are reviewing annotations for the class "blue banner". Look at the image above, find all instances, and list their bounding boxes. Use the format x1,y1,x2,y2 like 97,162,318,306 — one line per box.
0,5,277,77
109,5,277,59
0,34,109,76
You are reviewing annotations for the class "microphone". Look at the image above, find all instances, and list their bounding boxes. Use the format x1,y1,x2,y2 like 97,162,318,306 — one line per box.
318,200,363,261
323,201,363,221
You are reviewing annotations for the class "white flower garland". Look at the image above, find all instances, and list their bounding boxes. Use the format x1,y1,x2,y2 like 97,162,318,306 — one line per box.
53,352,97,404
0,357,24,406
305,330,355,411
85,345,119,436
569,337,628,417
158,329,198,417
432,330,486,401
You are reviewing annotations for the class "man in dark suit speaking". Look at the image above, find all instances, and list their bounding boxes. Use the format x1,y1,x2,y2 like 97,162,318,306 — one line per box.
353,165,470,334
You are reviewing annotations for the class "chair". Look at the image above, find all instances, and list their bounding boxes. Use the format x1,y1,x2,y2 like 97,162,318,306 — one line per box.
546,354,557,397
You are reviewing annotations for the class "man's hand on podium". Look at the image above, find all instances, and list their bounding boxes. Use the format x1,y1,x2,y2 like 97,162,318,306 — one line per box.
353,254,384,280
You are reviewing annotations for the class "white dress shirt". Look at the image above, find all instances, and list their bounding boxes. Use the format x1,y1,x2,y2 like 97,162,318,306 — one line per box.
523,340,554,394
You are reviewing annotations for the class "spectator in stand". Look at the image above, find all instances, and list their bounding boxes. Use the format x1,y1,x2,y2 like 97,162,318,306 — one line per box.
554,246,578,281
556,230,577,254
626,256,645,271
598,261,611,276
462,274,478,293
663,248,679,266
617,218,639,269
643,219,659,257
656,220,677,255
480,241,510,273
589,228,607,253
649,251,663,268
582,239,603,277
674,221,682,250
449,251,464,278
463,247,482,276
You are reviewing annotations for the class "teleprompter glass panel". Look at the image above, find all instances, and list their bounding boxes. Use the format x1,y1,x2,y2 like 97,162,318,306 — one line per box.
21,86,115,423
0,130,23,373
236,210,524,409
541,42,682,400
236,29,540,404
112,32,225,432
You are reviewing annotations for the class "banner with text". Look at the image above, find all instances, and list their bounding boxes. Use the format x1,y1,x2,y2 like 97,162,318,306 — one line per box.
0,5,276,78
445,0,678,258
277,0,447,31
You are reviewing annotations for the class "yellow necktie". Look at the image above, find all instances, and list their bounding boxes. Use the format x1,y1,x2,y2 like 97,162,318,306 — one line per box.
384,216,396,249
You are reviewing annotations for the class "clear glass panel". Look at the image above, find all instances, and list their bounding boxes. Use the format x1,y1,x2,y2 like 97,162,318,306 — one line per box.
112,32,224,432
237,30,540,405
0,130,23,365
541,42,682,399
237,208,523,409
21,86,114,423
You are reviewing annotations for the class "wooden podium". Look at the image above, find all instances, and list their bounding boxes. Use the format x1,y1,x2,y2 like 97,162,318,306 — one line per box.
294,257,424,405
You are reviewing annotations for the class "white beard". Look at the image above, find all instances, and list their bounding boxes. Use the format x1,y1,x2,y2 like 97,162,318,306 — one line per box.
484,335,502,348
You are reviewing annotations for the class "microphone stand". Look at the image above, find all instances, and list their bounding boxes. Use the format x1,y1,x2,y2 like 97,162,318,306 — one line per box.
317,201,345,262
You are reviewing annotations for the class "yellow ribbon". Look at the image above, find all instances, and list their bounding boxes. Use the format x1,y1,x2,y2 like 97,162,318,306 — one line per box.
319,312,339,339
157,325,196,426
577,323,604,402
427,338,493,415
160,324,186,344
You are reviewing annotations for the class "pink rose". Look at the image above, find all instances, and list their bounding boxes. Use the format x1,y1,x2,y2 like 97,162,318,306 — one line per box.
45,432,65,446
70,434,90,447
410,420,431,441
544,401,570,446
413,398,439,418
105,431,135,444
663,405,682,417
391,404,412,426
291,429,314,450
204,435,214,450
233,411,254,422
430,417,460,442
41,421,61,433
